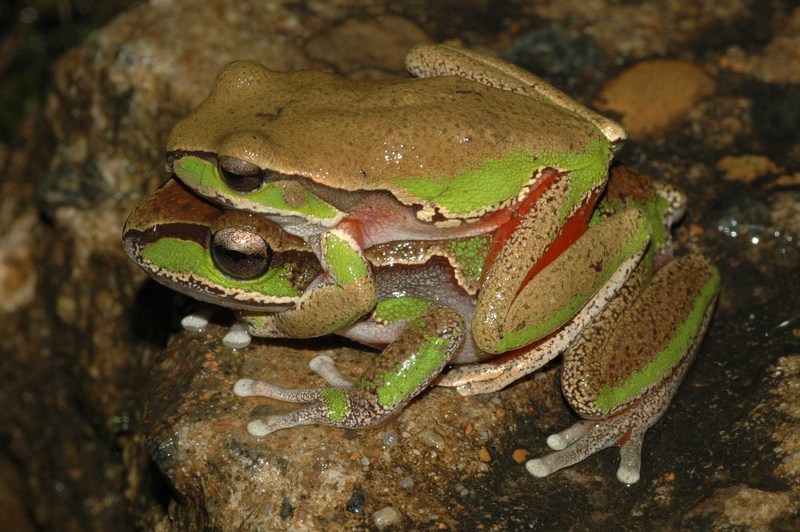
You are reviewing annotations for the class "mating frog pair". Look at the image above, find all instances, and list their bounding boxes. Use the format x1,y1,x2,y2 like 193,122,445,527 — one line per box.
123,44,719,484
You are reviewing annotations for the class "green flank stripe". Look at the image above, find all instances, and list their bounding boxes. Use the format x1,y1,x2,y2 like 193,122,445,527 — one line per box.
392,150,535,215
391,139,610,217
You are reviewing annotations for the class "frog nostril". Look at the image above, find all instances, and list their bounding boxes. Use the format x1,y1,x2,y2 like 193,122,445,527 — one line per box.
211,227,273,280
218,156,264,193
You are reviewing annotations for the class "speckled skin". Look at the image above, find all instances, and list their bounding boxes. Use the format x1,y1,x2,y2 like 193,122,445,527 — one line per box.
125,43,720,482
124,166,719,484
163,44,622,345
405,44,626,144
564,254,718,418
166,54,607,215
525,253,719,484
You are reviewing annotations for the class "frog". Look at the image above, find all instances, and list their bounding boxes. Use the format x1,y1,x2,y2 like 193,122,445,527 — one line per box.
163,43,635,352
123,166,720,484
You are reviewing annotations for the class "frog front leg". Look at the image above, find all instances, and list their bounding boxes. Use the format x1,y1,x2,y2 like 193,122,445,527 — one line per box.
245,228,377,339
234,298,465,435
527,253,719,483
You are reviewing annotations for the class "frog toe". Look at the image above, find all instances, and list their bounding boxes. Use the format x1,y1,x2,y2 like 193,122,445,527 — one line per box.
181,309,210,332
246,404,333,436
525,458,552,478
616,430,644,484
526,428,643,484
527,405,657,483
247,418,275,437
233,378,327,403
223,322,252,349
308,355,353,387
233,378,258,397
526,417,624,480
545,419,592,450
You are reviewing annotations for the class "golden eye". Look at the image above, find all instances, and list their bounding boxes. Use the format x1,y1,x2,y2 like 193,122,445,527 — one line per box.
211,227,273,280
218,156,263,193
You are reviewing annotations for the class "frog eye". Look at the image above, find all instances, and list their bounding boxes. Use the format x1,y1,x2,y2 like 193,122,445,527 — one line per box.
218,156,263,193
211,227,273,280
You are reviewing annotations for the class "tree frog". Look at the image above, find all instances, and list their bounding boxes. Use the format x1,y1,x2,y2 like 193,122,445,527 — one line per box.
123,167,719,484
163,43,629,345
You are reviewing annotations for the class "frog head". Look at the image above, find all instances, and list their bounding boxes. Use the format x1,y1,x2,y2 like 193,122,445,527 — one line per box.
123,179,322,311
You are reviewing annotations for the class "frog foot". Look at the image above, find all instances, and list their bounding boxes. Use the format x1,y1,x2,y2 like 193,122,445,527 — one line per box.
234,355,356,436
525,414,647,484
235,301,464,437
233,378,346,437
524,364,685,485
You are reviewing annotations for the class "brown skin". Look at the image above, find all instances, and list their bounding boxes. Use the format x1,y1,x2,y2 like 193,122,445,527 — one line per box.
166,60,605,213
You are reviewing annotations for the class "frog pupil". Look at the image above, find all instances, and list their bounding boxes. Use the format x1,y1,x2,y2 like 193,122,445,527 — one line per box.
211,228,273,280
218,156,263,193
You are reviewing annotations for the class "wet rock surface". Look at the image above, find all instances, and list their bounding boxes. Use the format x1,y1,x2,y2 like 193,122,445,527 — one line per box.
1,0,798,529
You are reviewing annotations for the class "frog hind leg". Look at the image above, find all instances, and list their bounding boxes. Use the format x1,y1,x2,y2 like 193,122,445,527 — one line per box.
527,253,720,483
404,43,625,143
456,205,650,394
234,299,465,436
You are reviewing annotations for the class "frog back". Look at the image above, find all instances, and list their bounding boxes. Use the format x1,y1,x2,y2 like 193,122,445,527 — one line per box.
168,61,611,219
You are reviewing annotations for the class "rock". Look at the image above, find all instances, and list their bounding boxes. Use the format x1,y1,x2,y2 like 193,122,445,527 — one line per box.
306,16,432,74
716,155,782,183
372,505,404,528
595,59,716,139
724,6,800,83
685,484,796,528
144,325,549,529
